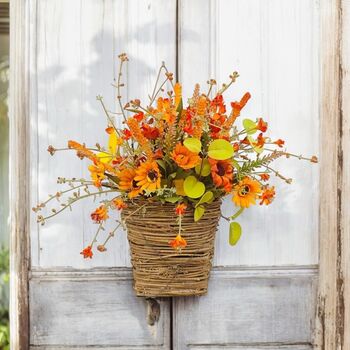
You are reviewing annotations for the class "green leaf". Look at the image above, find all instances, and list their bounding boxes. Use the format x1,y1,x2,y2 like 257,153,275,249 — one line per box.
184,138,202,154
243,118,257,134
183,176,205,198
208,139,234,160
229,222,242,246
196,191,214,207
247,136,264,154
194,205,205,222
195,158,211,176
164,196,182,203
156,159,167,171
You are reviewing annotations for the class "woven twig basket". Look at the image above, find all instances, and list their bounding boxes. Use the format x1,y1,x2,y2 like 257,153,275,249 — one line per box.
121,199,221,297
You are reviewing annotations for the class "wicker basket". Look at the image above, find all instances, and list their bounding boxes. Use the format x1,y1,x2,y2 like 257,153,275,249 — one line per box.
121,199,221,297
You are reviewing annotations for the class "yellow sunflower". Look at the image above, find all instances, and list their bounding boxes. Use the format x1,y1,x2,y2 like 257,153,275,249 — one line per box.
134,161,161,192
232,177,261,208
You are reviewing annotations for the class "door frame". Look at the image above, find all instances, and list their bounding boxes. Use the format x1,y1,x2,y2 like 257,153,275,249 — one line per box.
9,0,350,348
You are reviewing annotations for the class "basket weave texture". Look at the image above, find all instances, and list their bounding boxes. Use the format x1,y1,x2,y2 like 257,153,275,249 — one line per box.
122,199,221,297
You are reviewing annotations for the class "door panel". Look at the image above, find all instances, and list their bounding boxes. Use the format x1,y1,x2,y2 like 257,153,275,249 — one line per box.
175,0,319,348
173,268,317,349
179,0,319,266
29,0,175,348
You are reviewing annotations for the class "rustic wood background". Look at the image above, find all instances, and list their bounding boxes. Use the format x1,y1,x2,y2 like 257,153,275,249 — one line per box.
10,0,350,349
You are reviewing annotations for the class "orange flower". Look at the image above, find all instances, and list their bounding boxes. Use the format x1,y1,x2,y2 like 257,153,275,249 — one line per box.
232,177,261,208
113,198,127,210
141,123,160,140
117,167,141,198
88,162,106,187
155,97,177,124
260,173,270,181
225,92,251,128
105,126,114,134
133,112,144,122
174,82,182,108
91,205,109,223
171,143,201,169
209,158,234,192
175,203,187,216
134,161,161,192
256,118,268,132
80,245,93,259
122,129,132,140
127,118,153,158
259,186,275,205
274,139,285,147
68,140,96,161
169,234,187,250
255,133,266,148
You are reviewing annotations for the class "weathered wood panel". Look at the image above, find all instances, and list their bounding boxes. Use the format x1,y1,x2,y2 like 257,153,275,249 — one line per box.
29,0,176,268
173,268,317,350
179,0,319,266
9,0,30,348
341,1,350,348
29,268,170,348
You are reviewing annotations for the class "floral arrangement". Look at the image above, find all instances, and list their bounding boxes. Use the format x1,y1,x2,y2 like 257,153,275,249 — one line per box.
33,53,317,259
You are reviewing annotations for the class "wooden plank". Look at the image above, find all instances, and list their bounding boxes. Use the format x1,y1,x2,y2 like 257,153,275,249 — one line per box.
29,268,170,348
173,267,317,350
314,0,342,349
30,0,176,268
179,0,319,266
340,0,350,348
9,0,30,349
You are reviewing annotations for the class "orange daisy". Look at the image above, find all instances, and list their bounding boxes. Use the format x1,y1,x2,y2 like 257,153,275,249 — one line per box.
134,161,161,192
232,177,261,208
171,143,201,170
209,158,234,192
117,167,141,198
169,234,187,250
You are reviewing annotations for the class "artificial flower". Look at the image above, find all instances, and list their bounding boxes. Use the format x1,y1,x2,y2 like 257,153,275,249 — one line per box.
117,167,141,198
274,139,285,147
113,198,127,210
134,161,161,192
232,177,261,208
91,205,109,223
171,143,201,169
209,158,234,192
259,186,276,205
175,203,187,216
169,234,187,250
80,245,93,259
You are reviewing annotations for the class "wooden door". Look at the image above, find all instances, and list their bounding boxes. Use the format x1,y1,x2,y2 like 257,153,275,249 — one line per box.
11,0,331,348
173,1,319,348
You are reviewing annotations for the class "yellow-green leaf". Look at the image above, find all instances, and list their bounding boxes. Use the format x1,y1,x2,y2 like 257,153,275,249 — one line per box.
196,191,214,207
194,205,205,222
183,176,205,198
208,139,234,160
184,138,202,154
195,158,211,176
243,119,257,135
229,222,242,246
247,136,264,154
